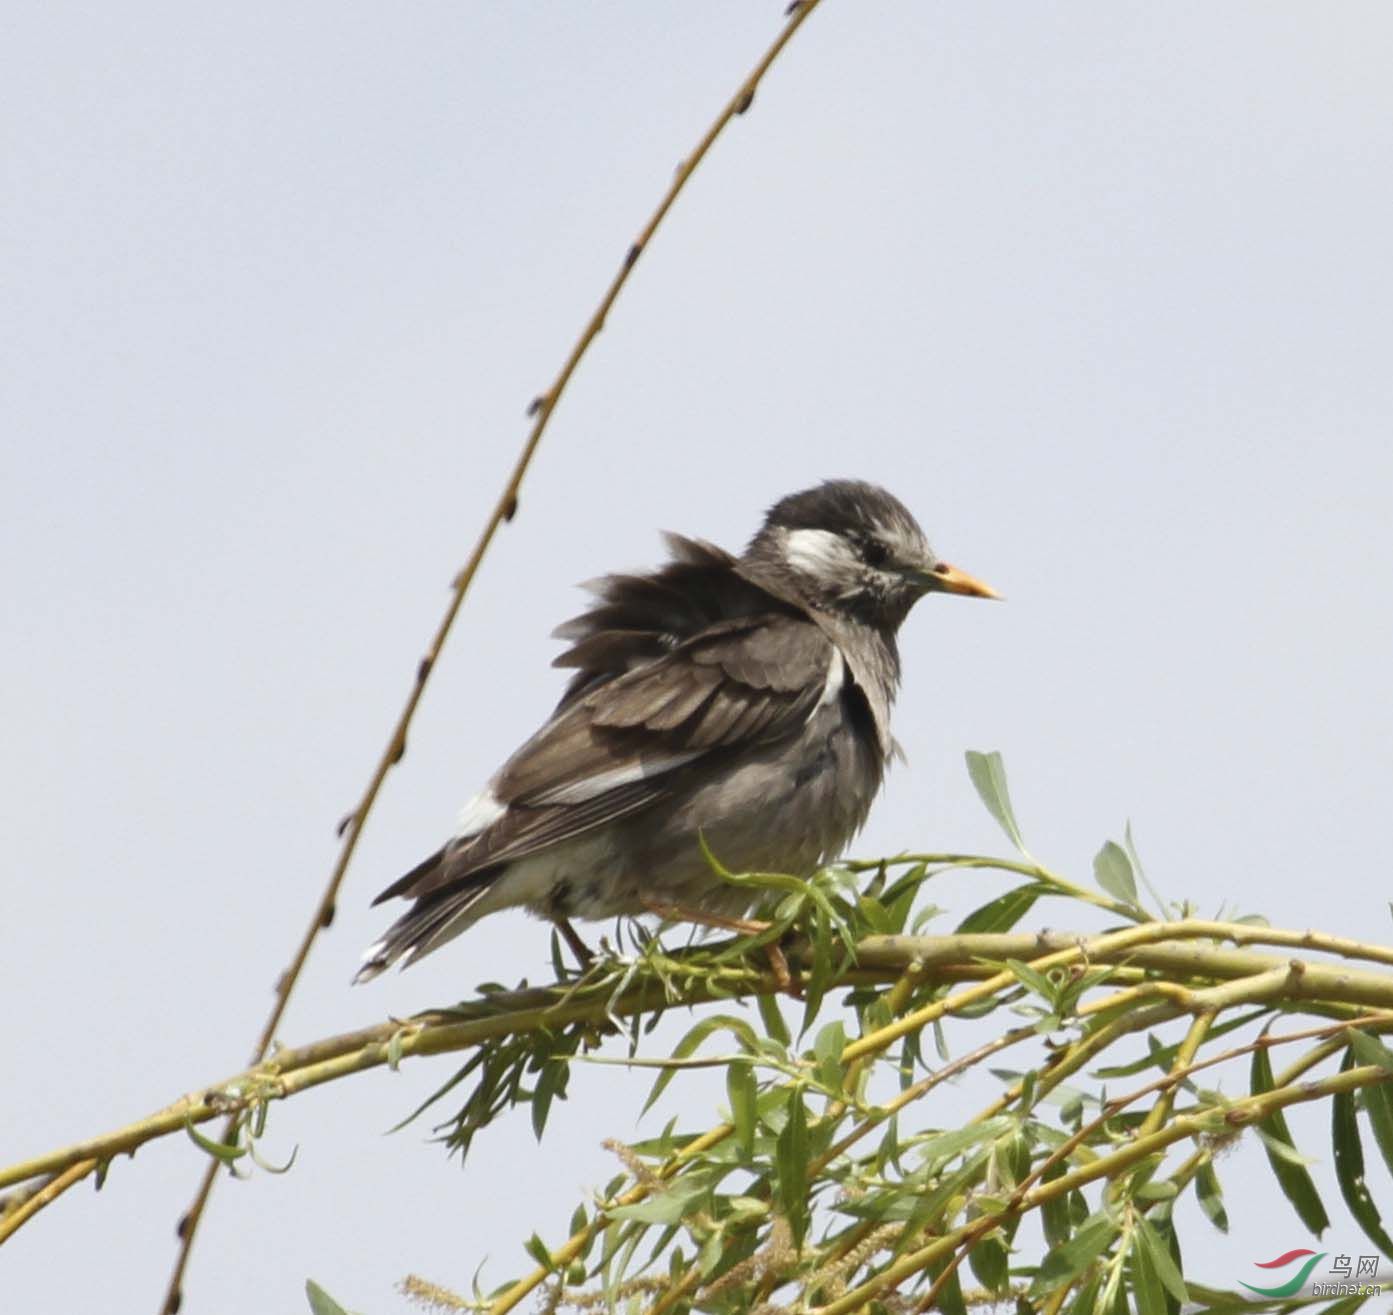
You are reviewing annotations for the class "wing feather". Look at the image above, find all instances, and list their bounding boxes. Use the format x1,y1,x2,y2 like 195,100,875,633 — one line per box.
382,614,838,905
550,535,783,709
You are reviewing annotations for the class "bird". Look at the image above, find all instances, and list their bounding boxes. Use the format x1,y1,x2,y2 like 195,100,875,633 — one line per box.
354,480,997,983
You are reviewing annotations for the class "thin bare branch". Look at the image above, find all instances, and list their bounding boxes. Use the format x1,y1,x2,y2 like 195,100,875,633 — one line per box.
154,3,829,1309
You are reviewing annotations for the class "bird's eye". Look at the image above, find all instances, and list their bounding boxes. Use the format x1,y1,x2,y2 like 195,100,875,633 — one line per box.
862,539,890,567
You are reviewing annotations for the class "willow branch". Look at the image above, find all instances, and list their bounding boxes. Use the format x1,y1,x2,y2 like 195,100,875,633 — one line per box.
10,922,1393,1204
0,1160,98,1247
152,3,829,1309
845,919,1393,1062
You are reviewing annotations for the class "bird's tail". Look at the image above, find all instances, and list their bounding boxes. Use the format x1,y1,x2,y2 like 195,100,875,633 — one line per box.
353,880,493,983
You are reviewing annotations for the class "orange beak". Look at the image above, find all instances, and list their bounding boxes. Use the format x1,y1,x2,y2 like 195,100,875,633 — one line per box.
919,560,1001,600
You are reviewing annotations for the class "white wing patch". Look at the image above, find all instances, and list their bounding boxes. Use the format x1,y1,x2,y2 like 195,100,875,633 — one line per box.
453,789,506,838
814,647,847,713
530,752,702,806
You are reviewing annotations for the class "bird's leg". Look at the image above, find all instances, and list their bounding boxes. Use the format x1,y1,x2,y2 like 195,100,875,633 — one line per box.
638,897,797,995
554,917,595,972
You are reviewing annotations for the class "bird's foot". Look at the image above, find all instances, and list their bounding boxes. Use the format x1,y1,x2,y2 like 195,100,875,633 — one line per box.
553,917,596,973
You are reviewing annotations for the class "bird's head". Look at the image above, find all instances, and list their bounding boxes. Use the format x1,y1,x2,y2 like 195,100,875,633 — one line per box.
745,479,999,631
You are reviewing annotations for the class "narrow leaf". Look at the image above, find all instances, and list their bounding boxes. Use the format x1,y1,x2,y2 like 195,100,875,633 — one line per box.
1093,840,1138,906
967,1234,1010,1295
954,884,1040,934
1029,1213,1118,1295
1195,1159,1229,1233
1254,1126,1317,1169
1124,820,1168,913
1041,1162,1071,1249
184,1117,246,1164
531,1061,561,1140
1349,1029,1393,1074
524,1233,556,1271
247,1140,299,1176
1005,958,1055,1002
964,750,1030,855
918,1116,1014,1167
1065,1277,1101,1315
777,1090,810,1248
643,1015,756,1115
305,1280,352,1315
1362,1068,1393,1182
607,1177,708,1226
757,992,790,1047
1135,1215,1188,1305
607,1194,689,1227
1251,1041,1330,1235
926,1255,967,1315
1129,1231,1167,1315
1333,1048,1393,1260
727,1061,756,1156
813,1020,847,1093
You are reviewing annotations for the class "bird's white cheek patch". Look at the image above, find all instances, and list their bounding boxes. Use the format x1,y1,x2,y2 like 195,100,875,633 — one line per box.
454,789,507,838
783,528,851,576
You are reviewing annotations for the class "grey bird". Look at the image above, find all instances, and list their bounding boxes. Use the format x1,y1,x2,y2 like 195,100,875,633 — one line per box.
355,480,997,983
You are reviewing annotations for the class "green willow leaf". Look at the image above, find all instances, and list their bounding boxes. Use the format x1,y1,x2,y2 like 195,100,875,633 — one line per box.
1349,1028,1393,1073
184,1117,246,1164
1251,1041,1330,1235
524,1232,556,1271
1254,1127,1317,1168
967,1233,1010,1295
305,1280,352,1315
1093,1007,1270,1079
799,915,835,1037
247,1140,298,1176
964,750,1030,855
1165,1225,1186,1315
954,884,1040,934
1029,1213,1118,1296
1093,840,1138,906
813,1020,847,1093
727,1061,757,1156
1064,1276,1101,1315
1333,1048,1393,1260
1195,1159,1229,1233
1124,820,1168,914
1004,958,1055,1002
1135,1215,1187,1305
756,992,790,1048
1129,1232,1167,1315
777,1089,809,1247
925,1254,968,1315
531,1060,563,1140
918,1116,1014,1168
642,1014,757,1115
1041,1163,1072,1250
1361,1069,1393,1182
608,1176,708,1227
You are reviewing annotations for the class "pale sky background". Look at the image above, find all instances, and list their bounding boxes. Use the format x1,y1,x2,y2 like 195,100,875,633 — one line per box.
6,3,1393,1310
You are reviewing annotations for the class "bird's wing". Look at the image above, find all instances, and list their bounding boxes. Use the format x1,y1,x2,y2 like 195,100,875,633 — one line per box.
549,534,785,709
374,613,841,904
